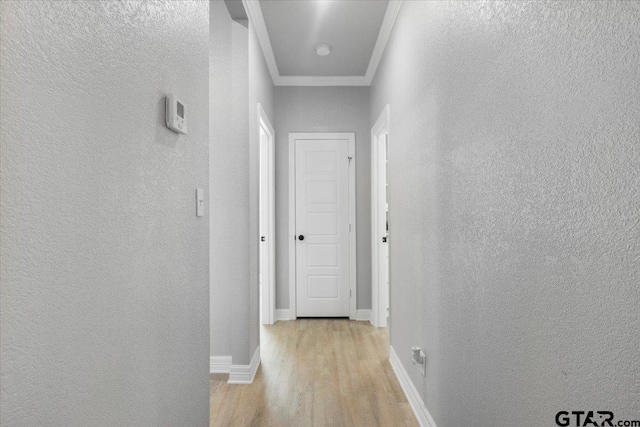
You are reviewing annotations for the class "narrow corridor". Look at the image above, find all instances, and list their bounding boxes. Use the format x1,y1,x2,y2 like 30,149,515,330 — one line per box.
210,320,418,426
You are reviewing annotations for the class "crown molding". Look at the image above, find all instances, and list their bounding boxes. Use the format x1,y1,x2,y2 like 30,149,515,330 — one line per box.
365,0,403,85
243,0,403,87
242,0,280,84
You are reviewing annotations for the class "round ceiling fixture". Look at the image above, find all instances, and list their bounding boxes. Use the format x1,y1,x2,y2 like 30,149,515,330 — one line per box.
315,43,332,56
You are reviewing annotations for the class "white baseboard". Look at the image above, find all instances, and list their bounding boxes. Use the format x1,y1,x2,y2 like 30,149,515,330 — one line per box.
355,309,372,322
276,309,293,321
210,356,232,374
228,346,261,384
389,346,437,427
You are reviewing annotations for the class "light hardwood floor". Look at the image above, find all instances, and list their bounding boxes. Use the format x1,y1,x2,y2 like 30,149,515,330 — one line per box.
210,319,419,427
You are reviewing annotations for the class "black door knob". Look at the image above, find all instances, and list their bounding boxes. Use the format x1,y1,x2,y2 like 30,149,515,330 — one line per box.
298,235,305,241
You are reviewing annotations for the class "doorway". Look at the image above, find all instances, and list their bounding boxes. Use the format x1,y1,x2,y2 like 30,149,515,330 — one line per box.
371,105,390,328
258,104,275,325
288,133,357,319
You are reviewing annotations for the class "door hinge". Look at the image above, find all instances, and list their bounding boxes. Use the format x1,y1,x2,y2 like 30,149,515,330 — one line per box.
348,156,353,165
349,224,352,232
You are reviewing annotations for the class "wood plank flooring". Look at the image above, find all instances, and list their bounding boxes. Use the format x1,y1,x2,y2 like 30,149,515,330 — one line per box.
210,319,419,427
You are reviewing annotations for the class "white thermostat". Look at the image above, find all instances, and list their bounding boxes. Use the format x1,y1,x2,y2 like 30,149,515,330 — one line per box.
165,94,187,135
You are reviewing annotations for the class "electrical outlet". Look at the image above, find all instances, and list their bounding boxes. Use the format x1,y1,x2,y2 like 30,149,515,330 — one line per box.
412,346,427,377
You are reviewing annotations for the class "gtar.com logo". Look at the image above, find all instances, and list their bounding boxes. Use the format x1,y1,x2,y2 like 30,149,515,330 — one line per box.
555,411,640,427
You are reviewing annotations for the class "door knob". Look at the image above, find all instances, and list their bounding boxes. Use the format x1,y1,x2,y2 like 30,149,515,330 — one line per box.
298,235,305,241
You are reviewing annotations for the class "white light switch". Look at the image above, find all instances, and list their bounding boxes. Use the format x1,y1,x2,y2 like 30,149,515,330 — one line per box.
196,188,204,217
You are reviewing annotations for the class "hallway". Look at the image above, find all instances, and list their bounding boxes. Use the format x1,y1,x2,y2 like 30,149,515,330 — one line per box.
210,320,418,427
2,1,639,425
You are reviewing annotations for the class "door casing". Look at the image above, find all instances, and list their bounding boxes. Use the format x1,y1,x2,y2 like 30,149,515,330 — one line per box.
288,133,357,320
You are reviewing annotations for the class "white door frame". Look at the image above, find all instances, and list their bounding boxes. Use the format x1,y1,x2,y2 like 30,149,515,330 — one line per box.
258,104,276,325
371,105,390,328
288,133,357,320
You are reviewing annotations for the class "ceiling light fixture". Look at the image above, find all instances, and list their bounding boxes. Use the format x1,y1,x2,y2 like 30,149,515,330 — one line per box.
315,43,332,56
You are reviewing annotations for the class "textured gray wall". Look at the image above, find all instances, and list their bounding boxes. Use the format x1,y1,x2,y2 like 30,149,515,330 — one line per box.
248,21,274,360
209,3,273,365
209,1,243,361
226,19,252,366
274,87,371,311
371,1,640,426
1,2,209,425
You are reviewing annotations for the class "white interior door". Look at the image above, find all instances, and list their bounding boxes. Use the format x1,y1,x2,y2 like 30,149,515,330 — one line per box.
383,135,390,325
295,138,350,317
371,105,389,328
259,126,269,323
258,104,275,325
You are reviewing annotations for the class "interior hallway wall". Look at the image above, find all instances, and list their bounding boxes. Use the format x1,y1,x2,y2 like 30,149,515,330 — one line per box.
209,2,274,366
209,2,249,364
370,1,640,426
274,87,372,311
1,2,210,425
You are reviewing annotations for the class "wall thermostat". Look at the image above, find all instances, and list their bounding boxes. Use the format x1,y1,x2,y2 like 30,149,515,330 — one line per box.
165,94,187,135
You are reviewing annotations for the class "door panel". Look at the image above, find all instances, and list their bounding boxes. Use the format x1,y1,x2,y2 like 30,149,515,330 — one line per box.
296,138,350,317
307,213,338,235
307,244,338,267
